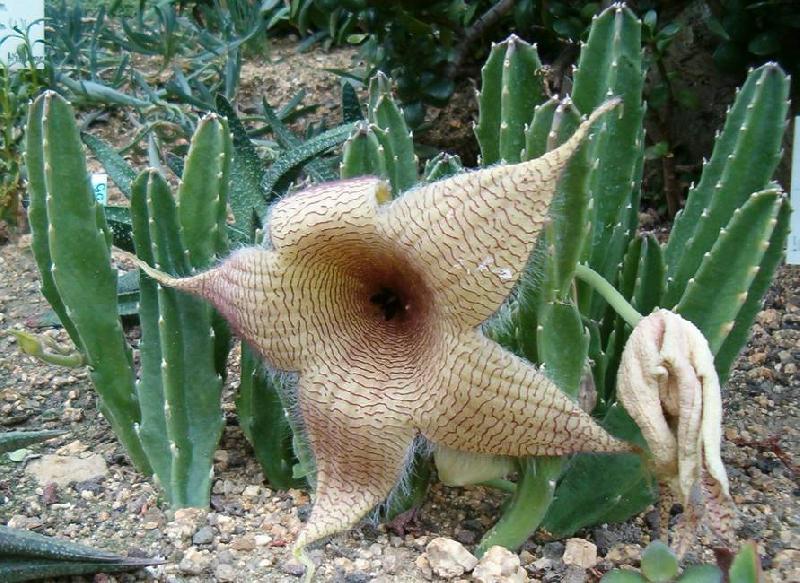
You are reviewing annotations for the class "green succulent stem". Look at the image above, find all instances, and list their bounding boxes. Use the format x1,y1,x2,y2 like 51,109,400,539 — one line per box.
26,92,151,475
474,457,562,557
8,330,86,368
575,263,643,328
478,478,517,494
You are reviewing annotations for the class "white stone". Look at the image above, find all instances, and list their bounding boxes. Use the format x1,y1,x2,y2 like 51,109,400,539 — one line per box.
242,484,261,497
382,550,400,574
167,508,206,541
424,537,478,578
216,514,236,534
532,557,554,571
562,538,598,569
215,563,237,582
25,453,107,487
178,547,212,575
333,557,354,572
415,554,433,579
55,440,88,455
254,534,272,546
174,507,206,524
473,546,528,583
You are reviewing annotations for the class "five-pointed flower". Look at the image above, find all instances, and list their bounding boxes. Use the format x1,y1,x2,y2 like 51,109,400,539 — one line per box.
133,100,629,575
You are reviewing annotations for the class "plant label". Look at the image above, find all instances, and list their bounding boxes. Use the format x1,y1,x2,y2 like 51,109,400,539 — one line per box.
91,173,108,205
790,116,799,265
0,0,44,70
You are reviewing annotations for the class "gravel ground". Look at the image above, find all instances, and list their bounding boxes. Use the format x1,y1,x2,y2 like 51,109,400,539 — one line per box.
1,38,798,583
2,240,798,583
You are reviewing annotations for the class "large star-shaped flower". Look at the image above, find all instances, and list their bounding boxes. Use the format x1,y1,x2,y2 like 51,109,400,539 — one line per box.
134,100,628,574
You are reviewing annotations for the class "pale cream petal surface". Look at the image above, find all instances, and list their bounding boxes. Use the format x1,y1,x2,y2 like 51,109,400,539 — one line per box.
123,101,634,571
294,368,417,551
616,311,678,476
130,248,307,370
416,330,630,456
268,177,390,254
379,101,618,328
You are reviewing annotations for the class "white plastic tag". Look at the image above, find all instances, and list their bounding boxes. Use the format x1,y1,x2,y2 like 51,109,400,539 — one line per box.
789,116,799,265
91,174,108,205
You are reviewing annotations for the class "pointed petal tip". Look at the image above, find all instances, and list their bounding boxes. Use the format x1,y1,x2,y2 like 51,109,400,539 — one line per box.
116,250,196,293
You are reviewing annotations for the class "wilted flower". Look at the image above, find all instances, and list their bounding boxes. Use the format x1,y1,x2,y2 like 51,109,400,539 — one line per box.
617,309,735,552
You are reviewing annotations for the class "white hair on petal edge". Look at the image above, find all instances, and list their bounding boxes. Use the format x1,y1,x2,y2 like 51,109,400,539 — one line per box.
368,434,434,526
251,348,435,531
245,344,435,531
246,350,317,479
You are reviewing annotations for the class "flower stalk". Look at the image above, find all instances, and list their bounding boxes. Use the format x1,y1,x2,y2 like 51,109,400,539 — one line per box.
575,263,643,328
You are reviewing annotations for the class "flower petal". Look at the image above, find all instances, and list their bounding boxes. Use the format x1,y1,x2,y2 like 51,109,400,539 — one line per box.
126,248,307,370
659,314,705,505
416,331,630,456
616,311,678,476
434,447,514,486
380,100,620,329
294,368,416,552
268,177,390,254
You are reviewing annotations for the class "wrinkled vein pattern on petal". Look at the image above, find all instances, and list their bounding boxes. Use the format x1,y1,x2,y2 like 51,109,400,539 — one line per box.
416,331,630,456
379,100,619,329
294,368,416,550
269,177,389,253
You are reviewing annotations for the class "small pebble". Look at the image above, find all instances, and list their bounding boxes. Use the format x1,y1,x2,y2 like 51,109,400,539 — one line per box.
281,558,306,577
192,526,215,545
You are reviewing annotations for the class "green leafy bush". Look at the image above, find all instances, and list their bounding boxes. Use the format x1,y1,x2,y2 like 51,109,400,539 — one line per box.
707,0,800,94
0,22,47,228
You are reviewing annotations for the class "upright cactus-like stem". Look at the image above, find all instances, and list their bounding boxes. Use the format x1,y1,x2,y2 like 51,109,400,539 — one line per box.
340,76,418,195
713,197,790,381
475,457,561,557
237,346,298,489
340,121,387,180
133,169,226,507
663,63,790,307
675,190,784,354
176,115,231,268
26,93,236,505
25,92,151,474
572,5,644,320
423,152,463,182
131,114,231,508
601,234,665,397
654,64,791,382
367,72,418,193
523,96,585,300
474,34,545,166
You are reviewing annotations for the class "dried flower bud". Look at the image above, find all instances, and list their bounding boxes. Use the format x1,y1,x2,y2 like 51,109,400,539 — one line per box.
617,309,735,552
